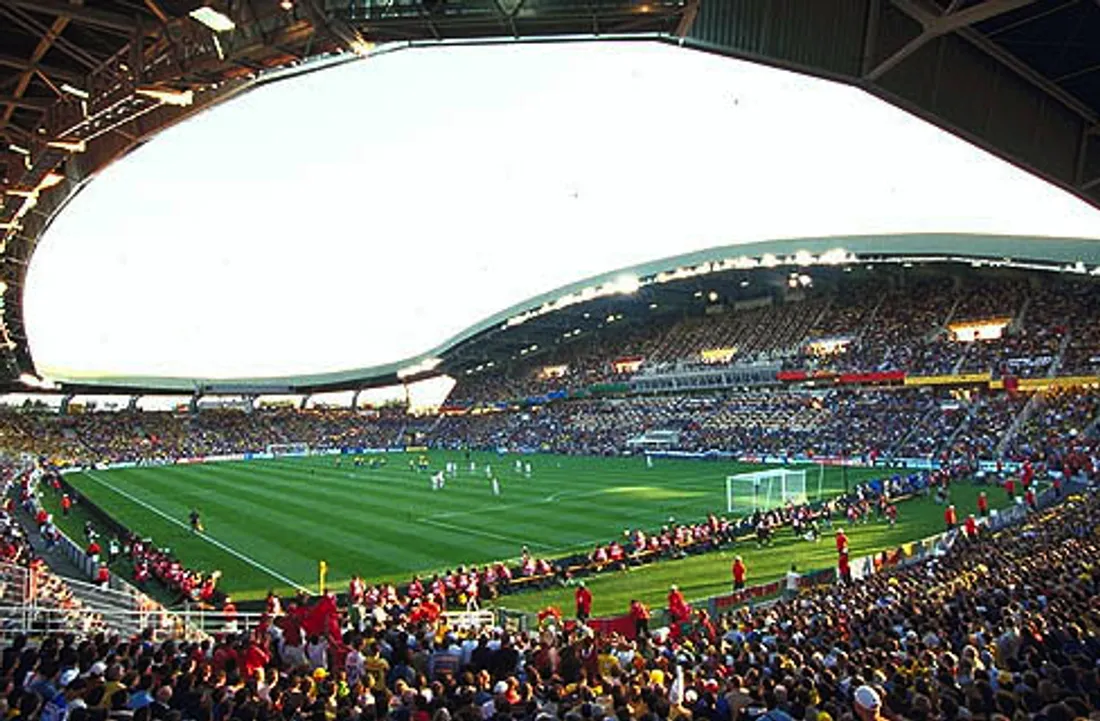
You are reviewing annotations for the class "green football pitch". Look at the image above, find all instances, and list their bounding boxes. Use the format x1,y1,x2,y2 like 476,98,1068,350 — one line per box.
42,452,1001,616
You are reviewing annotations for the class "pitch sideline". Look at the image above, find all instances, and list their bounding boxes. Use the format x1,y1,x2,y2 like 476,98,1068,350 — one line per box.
83,470,312,593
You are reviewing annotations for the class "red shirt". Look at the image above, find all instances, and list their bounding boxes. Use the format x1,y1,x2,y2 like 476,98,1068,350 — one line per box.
243,643,269,678
945,507,957,525
575,587,592,614
629,600,650,621
835,531,848,552
732,560,746,583
977,493,988,512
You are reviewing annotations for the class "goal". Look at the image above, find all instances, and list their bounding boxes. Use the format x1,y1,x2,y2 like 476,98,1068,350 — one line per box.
267,443,310,458
726,468,808,514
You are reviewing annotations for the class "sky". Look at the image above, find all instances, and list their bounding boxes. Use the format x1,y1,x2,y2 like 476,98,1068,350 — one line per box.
22,40,1100,382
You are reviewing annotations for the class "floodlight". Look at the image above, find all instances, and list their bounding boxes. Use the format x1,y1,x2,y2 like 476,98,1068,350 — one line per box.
136,86,195,107
707,291,718,302
189,6,236,32
46,139,86,153
36,172,65,191
350,39,375,56
60,83,89,100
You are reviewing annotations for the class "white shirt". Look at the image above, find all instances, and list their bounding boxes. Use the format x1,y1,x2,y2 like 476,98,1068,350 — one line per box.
785,571,800,592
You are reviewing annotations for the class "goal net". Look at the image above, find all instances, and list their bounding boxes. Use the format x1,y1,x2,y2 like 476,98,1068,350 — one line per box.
267,443,310,458
726,468,808,514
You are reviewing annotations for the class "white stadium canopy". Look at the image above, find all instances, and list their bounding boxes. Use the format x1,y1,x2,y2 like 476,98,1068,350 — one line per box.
24,41,1100,388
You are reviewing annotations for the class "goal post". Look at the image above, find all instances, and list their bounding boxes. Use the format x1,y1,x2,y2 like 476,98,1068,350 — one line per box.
267,442,310,458
726,468,808,514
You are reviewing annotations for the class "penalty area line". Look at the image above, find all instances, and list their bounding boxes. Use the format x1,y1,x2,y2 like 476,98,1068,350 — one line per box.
417,516,554,551
84,471,312,593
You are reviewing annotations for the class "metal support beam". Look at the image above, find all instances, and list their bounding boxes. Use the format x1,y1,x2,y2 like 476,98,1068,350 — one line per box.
1,14,69,139
0,0,157,36
0,95,51,110
866,0,1036,81
0,4,102,70
143,0,169,25
675,0,701,39
0,53,84,84
302,0,365,51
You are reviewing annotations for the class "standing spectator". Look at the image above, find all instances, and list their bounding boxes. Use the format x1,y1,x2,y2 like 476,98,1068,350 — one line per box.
784,564,800,600
574,581,591,622
732,555,746,590
628,599,650,638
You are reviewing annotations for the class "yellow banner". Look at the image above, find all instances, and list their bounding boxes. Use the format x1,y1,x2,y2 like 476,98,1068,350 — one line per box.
1014,376,1100,391
700,347,737,364
903,372,992,386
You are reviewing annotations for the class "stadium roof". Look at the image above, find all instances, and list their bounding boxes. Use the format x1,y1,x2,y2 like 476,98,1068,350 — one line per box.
4,0,1100,391
41,231,1100,396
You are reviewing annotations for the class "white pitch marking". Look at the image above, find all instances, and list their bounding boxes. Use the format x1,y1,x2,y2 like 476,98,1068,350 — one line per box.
84,470,311,592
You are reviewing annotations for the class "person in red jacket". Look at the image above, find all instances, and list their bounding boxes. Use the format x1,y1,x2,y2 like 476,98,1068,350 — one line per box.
732,556,747,590
60,494,71,516
223,596,239,633
977,490,989,517
1004,476,1016,500
574,582,592,622
668,585,691,624
1025,487,1036,511
944,504,957,530
838,550,851,585
629,599,650,638
835,528,848,553
95,564,110,589
242,639,270,679
964,514,979,541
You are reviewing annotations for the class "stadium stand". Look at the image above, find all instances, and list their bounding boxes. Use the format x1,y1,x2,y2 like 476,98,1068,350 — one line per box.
0,281,1096,721
447,274,1100,406
0,472,1092,721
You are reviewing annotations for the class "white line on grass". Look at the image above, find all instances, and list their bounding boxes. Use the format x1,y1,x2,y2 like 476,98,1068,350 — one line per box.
419,469,720,523
84,471,312,593
418,517,555,550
